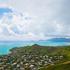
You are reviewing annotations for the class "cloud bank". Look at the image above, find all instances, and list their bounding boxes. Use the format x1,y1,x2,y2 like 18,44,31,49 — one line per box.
0,0,70,41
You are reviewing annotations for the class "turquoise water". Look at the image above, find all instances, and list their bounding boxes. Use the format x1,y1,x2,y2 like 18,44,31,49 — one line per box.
0,41,70,55
0,41,33,55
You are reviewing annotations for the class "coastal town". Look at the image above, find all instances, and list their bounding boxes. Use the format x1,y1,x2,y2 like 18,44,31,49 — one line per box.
0,44,64,70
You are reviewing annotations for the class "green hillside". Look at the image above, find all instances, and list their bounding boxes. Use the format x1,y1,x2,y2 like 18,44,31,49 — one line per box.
10,44,70,60
40,63,70,70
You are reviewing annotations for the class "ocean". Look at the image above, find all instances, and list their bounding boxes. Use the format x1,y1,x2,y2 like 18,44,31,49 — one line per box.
0,41,70,55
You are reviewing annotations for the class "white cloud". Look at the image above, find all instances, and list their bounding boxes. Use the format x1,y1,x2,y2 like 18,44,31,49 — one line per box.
0,0,70,41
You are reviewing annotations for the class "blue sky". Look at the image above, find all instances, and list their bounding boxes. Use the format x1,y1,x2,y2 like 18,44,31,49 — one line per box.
0,0,70,41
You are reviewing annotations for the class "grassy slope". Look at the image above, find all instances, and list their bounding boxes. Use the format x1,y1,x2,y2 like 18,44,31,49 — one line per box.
10,44,70,57
40,63,70,70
